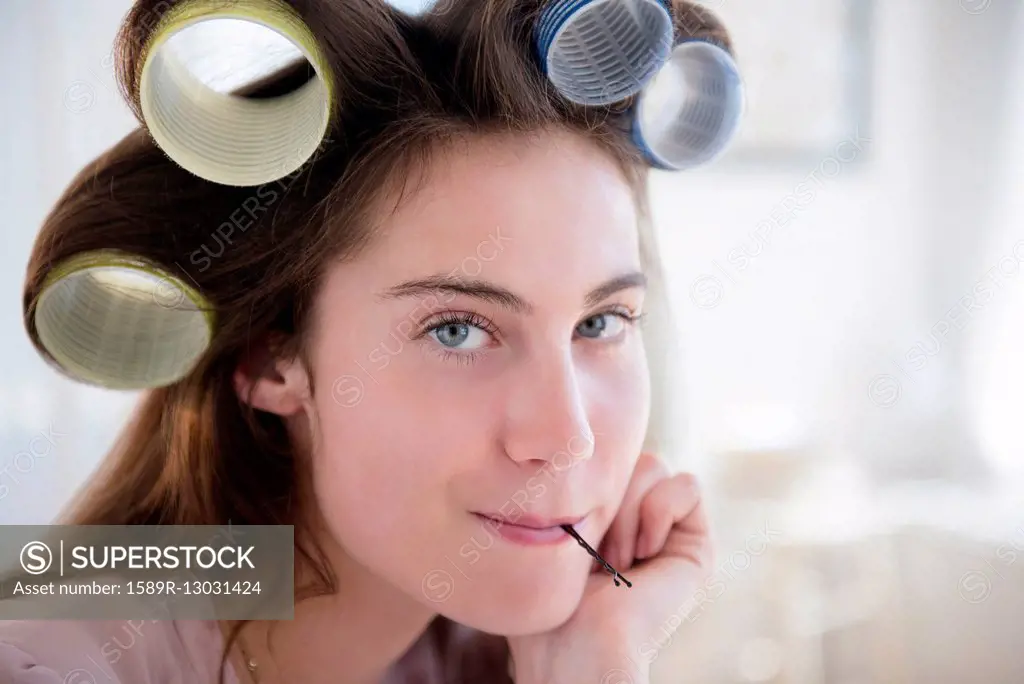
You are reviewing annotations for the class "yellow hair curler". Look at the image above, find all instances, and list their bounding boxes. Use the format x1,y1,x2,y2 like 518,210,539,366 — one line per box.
138,0,335,186
34,251,215,390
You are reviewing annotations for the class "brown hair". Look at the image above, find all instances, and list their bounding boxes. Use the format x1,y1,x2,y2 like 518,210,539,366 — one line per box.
21,1,732,681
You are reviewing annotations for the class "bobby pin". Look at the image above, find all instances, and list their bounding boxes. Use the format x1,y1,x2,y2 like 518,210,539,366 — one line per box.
561,524,632,588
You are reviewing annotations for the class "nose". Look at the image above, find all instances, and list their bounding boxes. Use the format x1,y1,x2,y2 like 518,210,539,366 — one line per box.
501,346,596,468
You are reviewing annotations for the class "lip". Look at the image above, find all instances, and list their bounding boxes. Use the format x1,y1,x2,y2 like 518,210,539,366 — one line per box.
472,512,587,546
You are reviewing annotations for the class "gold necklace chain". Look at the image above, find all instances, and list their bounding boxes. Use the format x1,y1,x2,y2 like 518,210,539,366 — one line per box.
237,636,262,684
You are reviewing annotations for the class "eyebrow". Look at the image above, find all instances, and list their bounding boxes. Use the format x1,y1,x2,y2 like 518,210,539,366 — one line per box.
380,271,647,313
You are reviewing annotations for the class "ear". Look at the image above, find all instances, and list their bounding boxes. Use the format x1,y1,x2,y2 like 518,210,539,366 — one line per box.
233,337,311,416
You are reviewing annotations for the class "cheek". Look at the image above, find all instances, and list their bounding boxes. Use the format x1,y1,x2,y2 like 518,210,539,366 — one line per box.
585,340,651,486
306,360,494,543
590,339,651,441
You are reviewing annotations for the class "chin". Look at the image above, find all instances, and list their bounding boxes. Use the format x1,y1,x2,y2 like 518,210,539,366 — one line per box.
435,563,588,636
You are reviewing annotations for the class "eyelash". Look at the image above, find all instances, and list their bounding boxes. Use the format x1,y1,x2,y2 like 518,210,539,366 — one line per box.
417,311,497,366
418,308,646,366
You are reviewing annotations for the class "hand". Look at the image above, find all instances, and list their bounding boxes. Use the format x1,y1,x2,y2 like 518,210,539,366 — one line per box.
507,453,712,684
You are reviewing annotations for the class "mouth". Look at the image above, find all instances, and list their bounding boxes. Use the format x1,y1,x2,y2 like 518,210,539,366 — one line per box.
471,512,588,546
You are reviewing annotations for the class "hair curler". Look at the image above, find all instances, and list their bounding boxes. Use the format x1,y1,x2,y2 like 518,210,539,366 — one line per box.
534,0,675,106
137,0,335,186
33,251,215,390
629,38,744,170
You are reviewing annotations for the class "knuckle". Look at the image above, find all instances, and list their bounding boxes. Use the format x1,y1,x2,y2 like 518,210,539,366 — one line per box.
676,470,698,485
675,471,700,490
639,451,670,477
640,487,667,515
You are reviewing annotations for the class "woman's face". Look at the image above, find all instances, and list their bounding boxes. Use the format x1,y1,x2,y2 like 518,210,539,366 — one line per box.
303,129,650,635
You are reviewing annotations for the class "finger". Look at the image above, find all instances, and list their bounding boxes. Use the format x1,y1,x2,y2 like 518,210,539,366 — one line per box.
608,453,666,570
604,452,668,571
634,539,713,612
658,498,714,570
673,473,710,537
635,472,701,560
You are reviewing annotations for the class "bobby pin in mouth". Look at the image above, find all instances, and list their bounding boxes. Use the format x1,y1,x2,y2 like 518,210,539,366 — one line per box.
561,524,632,588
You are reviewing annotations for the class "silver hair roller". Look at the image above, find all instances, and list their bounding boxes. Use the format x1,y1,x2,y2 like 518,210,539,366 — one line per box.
630,38,744,170
534,0,675,106
535,0,744,169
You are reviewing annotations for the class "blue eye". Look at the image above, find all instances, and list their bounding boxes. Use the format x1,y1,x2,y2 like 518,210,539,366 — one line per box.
429,322,490,350
576,312,632,339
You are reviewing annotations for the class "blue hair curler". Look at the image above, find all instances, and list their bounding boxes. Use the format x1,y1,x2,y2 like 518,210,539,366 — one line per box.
535,0,675,106
630,39,744,170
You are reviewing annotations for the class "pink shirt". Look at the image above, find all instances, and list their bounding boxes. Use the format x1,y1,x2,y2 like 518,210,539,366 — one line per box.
0,617,511,683
0,619,239,683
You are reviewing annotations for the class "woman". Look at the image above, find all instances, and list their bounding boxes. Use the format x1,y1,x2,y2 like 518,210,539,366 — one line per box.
0,0,736,681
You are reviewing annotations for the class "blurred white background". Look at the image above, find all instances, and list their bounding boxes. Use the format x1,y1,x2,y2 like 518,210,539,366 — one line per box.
1,0,1023,682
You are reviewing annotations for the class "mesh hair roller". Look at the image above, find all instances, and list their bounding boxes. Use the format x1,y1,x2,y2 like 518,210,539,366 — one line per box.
33,251,215,390
534,0,675,106
630,37,744,170
137,0,335,186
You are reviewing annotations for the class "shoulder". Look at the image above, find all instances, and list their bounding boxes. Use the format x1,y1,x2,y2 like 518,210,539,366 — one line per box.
0,619,234,683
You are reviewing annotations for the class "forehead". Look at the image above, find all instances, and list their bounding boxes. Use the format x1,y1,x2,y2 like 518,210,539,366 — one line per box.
331,130,642,298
